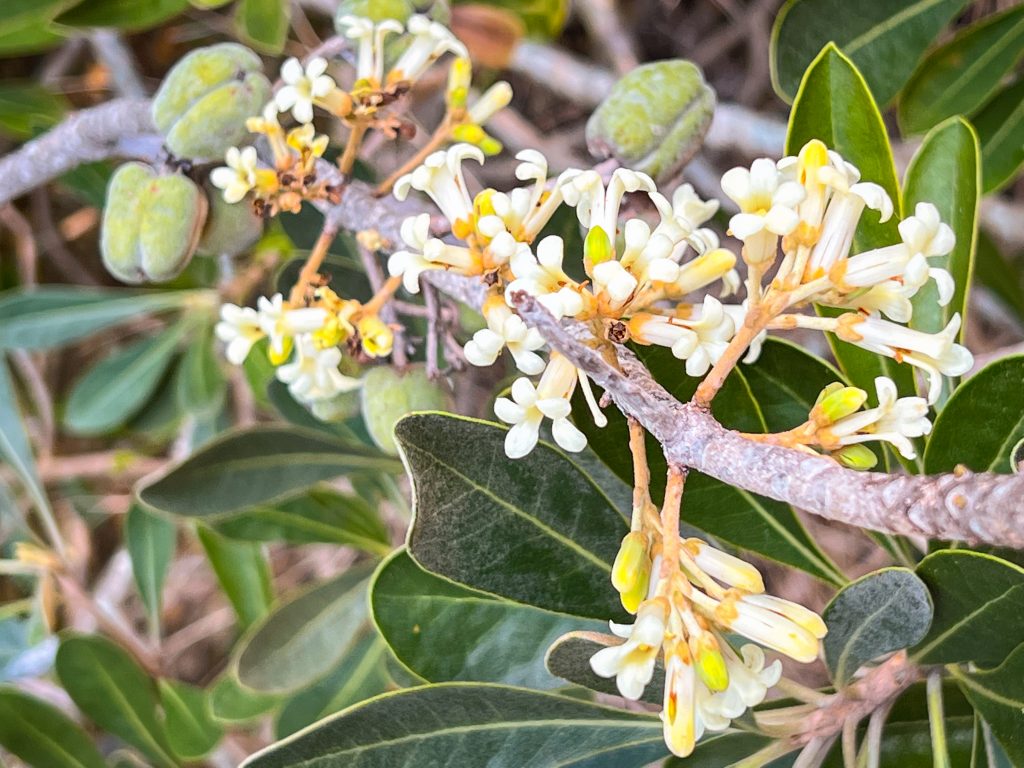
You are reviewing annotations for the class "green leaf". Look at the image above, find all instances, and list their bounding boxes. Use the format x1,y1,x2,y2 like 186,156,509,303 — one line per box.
899,5,1024,135
208,674,281,725
0,3,66,57
662,733,785,768
973,77,1024,193
574,341,846,585
924,355,1024,473
396,413,628,621
136,425,399,518
125,505,175,633
55,634,176,768
975,232,1024,324
372,550,602,689
545,631,664,706
913,549,1024,664
55,0,189,30
770,0,969,104
233,566,372,695
451,0,568,38
214,487,390,555
903,117,979,341
175,325,226,417
275,627,391,739
785,44,917,403
955,642,1024,709
0,83,65,138
158,680,223,761
197,525,273,630
960,683,1024,766
0,287,200,350
0,358,53,532
64,325,185,436
0,687,107,768
236,0,288,53
822,567,932,685
241,684,666,768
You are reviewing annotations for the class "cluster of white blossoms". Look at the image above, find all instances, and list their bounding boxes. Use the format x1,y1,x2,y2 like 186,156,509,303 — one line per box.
592,534,825,757
386,138,971,461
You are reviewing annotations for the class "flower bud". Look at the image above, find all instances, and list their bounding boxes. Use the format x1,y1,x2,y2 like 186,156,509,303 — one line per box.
612,531,649,593
447,57,472,110
816,385,867,424
684,538,764,594
619,565,650,614
834,444,878,470
584,225,614,268
691,633,729,692
358,316,394,358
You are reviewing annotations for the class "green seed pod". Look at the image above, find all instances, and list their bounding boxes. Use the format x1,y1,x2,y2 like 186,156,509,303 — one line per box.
101,162,156,284
197,181,264,256
151,43,271,161
336,0,415,24
586,60,715,183
138,175,209,282
361,364,452,455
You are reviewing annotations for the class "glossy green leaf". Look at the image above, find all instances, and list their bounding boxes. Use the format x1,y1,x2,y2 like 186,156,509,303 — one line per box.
913,549,1024,664
55,0,189,30
233,566,372,694
545,631,664,706
924,355,1024,473
236,0,288,53
137,425,399,518
0,287,200,350
372,550,602,689
899,6,1024,135
0,358,52,530
975,232,1024,324
662,733,787,768
0,687,106,768
0,0,68,35
574,341,846,585
396,413,628,621
961,683,1024,766
973,77,1024,193
771,0,969,104
242,684,666,768
125,505,175,633
209,674,282,725
275,628,391,738
0,84,65,138
0,15,64,57
214,487,390,555
175,325,225,417
55,635,176,768
903,117,979,339
197,525,273,630
822,567,932,685
158,680,223,761
65,325,185,436
956,642,1024,709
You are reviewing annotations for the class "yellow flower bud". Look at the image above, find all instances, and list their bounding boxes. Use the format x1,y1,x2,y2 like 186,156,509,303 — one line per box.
585,225,614,268
474,189,497,218
478,136,503,156
798,139,829,184
816,385,867,424
612,531,650,594
268,334,293,365
619,564,650,614
451,123,486,146
692,634,729,692
447,57,472,110
358,315,394,358
834,444,878,470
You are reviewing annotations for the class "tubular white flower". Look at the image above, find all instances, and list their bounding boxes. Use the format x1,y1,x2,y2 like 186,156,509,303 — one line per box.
804,182,893,277
275,57,337,124
275,335,360,402
210,146,259,204
592,259,638,304
838,313,973,403
394,144,483,227
900,202,956,258
215,304,264,365
562,167,657,237
662,646,699,757
670,248,738,297
505,236,584,320
703,643,781,719
722,158,805,260
629,297,737,376
590,599,667,700
390,14,467,83
257,294,328,360
337,16,403,83
493,355,586,458
467,81,513,126
387,213,435,294
683,539,765,594
464,297,545,374
825,376,932,460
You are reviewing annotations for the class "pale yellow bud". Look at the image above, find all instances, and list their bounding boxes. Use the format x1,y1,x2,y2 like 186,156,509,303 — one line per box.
835,444,878,470
816,385,867,424
612,531,650,595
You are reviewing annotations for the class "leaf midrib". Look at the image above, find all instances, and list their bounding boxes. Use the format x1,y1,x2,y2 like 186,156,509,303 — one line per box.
844,0,951,55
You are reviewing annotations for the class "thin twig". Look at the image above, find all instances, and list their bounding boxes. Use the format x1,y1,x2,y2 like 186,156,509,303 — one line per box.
88,30,147,98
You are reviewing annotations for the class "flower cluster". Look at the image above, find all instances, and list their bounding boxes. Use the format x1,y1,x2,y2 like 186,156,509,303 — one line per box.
216,287,395,410
593,533,825,757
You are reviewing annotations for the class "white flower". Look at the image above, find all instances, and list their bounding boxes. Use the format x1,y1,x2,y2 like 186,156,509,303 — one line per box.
467,81,513,126
661,645,699,757
703,643,781,720
669,248,738,297
804,181,893,277
464,297,545,374
562,167,657,237
683,538,764,594
388,214,435,294
337,16,402,84
825,376,931,460
390,14,467,83
493,354,587,458
275,335,360,402
721,158,805,261
210,146,259,204
394,144,483,227
628,296,737,377
275,57,337,124
256,293,329,361
900,202,956,258
837,313,973,403
215,303,264,365
505,236,584,320
589,599,667,700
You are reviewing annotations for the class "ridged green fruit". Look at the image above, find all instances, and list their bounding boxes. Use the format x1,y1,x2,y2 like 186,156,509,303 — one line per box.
586,60,716,183
198,182,263,256
152,43,271,161
361,365,452,455
101,164,208,284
